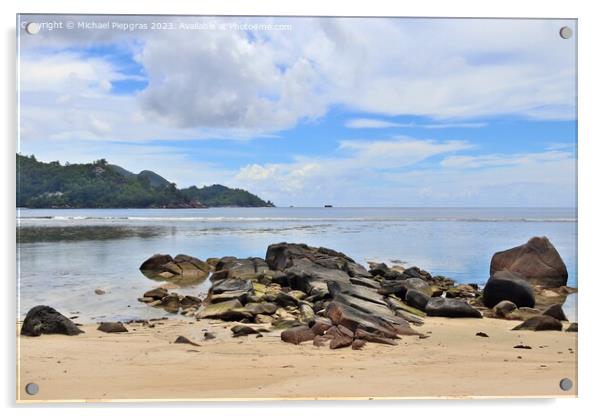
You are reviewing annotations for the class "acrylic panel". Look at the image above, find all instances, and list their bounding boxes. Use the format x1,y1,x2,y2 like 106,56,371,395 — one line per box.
16,14,577,402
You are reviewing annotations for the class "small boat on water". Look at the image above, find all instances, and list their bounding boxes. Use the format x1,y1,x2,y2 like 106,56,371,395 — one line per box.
324,204,333,208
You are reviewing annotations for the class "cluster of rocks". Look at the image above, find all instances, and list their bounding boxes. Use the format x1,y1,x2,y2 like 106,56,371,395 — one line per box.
479,236,577,332
134,242,491,349
20,236,577,343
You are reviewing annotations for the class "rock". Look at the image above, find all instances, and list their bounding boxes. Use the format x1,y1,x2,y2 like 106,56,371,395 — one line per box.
354,328,398,345
313,335,331,347
385,296,426,318
271,319,303,330
349,276,381,290
204,332,216,340
492,300,518,318
254,314,274,325
97,322,128,333
405,289,430,311
475,332,489,337
425,298,482,318
159,293,180,313
138,297,154,303
211,279,253,294
368,262,390,277
333,293,396,319
244,302,278,315
94,288,106,295
231,325,260,337
274,292,300,307
482,271,535,308
310,317,333,335
542,304,568,321
140,253,210,285
513,344,532,349
512,315,563,331
351,339,367,350
209,289,250,304
325,301,398,339
299,303,315,324
327,281,388,307
20,305,84,337
505,307,542,321
565,322,578,332
180,295,203,308
329,327,354,349
143,287,168,300
214,257,269,280
379,278,431,298
445,284,477,298
197,299,248,320
490,236,568,288
281,326,315,345
174,335,199,346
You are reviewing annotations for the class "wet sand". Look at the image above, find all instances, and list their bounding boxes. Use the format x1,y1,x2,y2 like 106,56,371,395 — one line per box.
17,317,577,402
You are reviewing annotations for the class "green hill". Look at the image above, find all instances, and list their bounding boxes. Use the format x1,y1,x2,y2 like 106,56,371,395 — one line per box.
182,185,274,207
16,154,274,208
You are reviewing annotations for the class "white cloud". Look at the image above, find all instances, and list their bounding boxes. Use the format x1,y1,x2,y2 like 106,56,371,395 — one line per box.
345,118,488,129
232,137,575,207
19,17,576,140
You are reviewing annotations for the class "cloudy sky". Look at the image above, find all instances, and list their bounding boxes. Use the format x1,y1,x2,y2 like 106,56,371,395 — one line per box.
17,15,577,207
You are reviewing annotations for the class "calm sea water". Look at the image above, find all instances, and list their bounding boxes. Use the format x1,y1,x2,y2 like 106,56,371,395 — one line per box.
16,207,577,322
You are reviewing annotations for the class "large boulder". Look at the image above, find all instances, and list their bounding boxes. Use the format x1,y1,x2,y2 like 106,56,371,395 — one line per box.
425,298,482,318
21,305,84,337
490,237,568,288
140,253,210,285
482,271,535,308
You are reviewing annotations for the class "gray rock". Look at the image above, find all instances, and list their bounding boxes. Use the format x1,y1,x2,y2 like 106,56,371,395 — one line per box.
492,300,518,318
565,322,578,332
425,297,482,318
405,289,430,311
21,305,84,337
482,271,535,308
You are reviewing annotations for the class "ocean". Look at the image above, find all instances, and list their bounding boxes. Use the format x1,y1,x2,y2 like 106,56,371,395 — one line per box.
16,207,577,322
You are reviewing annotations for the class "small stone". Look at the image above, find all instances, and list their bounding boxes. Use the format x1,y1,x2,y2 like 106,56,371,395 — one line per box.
97,322,128,333
174,335,199,346
475,332,489,337
94,288,106,295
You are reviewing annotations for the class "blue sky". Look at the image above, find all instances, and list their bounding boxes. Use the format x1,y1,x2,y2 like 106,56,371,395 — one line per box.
18,16,577,207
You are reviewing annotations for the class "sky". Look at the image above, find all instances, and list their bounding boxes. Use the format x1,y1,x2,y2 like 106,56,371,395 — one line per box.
17,16,577,207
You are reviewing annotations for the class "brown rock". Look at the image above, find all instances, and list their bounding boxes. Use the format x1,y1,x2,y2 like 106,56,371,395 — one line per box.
490,236,568,288
281,326,315,345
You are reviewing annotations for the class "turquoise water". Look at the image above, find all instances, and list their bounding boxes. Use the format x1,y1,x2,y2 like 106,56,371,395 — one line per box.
17,207,577,322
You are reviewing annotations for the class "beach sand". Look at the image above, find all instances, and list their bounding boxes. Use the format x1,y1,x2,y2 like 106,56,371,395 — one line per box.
17,317,577,402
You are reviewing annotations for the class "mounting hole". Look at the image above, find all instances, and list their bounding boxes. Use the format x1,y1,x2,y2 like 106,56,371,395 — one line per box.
559,26,573,39
25,382,39,395
559,378,573,391
25,22,40,35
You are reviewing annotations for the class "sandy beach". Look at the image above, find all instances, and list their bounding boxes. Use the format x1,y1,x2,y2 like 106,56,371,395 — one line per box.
17,316,577,402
